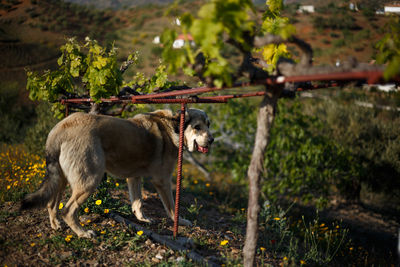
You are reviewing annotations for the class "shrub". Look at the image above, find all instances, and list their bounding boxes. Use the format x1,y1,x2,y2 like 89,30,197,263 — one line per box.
258,202,349,265
204,98,363,206
333,38,346,48
263,100,362,205
304,93,400,201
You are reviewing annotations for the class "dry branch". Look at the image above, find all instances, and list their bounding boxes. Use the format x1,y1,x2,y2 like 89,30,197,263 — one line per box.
109,212,219,267
183,152,212,181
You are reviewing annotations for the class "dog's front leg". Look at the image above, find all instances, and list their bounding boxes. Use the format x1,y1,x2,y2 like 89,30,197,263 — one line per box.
126,177,152,223
152,177,192,226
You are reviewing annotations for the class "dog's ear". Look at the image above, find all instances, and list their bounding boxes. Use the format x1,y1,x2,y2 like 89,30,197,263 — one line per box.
174,109,191,133
176,108,190,121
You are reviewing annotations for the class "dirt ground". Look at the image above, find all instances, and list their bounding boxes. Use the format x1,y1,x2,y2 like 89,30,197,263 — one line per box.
1,187,399,266
0,188,278,266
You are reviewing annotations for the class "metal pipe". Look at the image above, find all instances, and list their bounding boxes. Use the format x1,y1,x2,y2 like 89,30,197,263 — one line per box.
266,70,386,85
173,103,186,238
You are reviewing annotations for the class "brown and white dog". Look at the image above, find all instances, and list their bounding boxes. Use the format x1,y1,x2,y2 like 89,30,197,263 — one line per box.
21,109,213,238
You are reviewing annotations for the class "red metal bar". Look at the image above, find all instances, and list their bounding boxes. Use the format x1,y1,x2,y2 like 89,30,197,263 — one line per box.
266,70,385,85
60,70,391,107
173,103,186,238
130,97,227,104
65,103,69,117
128,80,257,100
61,97,227,105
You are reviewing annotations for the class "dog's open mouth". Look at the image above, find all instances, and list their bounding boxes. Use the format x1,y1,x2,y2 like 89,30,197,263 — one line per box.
194,140,209,154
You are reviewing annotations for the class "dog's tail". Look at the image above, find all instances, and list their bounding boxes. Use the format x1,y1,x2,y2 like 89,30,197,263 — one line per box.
21,152,61,210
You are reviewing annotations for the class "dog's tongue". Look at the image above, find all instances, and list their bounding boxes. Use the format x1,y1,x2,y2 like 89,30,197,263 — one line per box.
197,145,209,154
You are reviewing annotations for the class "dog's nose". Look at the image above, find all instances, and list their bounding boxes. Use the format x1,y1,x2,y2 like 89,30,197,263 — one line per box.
209,136,214,144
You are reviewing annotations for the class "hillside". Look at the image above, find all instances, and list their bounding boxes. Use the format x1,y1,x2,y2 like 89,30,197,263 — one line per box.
1,0,393,83
0,0,121,84
0,0,393,140
64,0,177,10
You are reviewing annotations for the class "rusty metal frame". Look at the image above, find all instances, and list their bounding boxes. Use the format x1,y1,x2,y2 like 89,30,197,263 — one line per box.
60,69,397,238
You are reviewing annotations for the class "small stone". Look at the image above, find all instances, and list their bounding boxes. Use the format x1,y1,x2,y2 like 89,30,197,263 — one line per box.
155,253,163,260
151,257,160,263
60,251,73,260
145,239,152,246
176,256,185,262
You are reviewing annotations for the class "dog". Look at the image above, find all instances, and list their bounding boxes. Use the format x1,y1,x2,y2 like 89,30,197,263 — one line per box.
21,108,213,238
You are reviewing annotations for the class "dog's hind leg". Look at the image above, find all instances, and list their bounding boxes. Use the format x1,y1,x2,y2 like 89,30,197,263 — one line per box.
47,177,67,230
62,187,98,238
59,138,105,237
152,177,192,226
127,177,152,223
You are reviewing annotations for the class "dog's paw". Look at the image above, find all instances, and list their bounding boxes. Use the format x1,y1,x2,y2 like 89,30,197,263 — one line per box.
137,216,153,224
50,218,62,230
178,217,192,226
79,230,96,238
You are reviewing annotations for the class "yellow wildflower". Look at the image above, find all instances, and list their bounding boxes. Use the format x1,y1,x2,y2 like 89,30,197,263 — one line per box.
104,209,109,214
30,242,36,247
300,260,306,265
194,180,198,184
59,203,64,209
273,217,281,221
95,200,102,205
65,235,73,242
205,183,210,187
100,230,106,234
137,230,144,236
115,183,119,187
260,247,266,252
283,256,288,261
84,207,89,213
220,240,229,246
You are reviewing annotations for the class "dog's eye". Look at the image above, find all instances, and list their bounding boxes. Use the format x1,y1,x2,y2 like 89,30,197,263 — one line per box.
194,125,201,130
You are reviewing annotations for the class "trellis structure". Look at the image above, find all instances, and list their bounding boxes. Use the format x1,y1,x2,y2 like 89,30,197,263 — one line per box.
60,69,398,238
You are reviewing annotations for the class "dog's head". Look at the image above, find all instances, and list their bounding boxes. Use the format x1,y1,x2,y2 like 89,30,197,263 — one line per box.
184,109,214,154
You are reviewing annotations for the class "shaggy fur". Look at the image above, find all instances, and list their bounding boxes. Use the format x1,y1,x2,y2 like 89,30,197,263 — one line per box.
21,109,213,238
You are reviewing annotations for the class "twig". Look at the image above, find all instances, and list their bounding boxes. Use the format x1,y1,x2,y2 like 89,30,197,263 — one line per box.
119,59,135,74
183,152,212,181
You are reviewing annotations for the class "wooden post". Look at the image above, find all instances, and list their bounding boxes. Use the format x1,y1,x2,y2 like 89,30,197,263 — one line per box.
243,86,281,266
